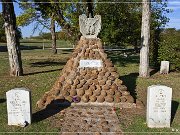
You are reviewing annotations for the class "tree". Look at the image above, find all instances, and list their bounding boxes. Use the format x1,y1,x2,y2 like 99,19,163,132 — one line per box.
158,28,180,71
139,0,150,77
2,0,23,76
34,1,58,54
150,0,170,67
17,0,88,47
17,1,58,54
0,13,22,42
50,14,57,54
96,0,142,48
86,0,94,17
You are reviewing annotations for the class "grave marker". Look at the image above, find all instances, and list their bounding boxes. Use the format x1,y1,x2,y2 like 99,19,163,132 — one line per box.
6,88,31,127
160,61,169,74
147,85,172,128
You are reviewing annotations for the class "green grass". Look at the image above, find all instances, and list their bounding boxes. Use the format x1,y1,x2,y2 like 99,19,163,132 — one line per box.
0,41,72,133
107,52,180,134
0,40,179,133
20,39,73,48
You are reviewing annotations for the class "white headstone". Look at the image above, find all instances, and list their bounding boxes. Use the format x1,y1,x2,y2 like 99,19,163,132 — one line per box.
79,14,101,38
6,88,31,127
160,61,169,74
79,59,103,68
147,85,172,128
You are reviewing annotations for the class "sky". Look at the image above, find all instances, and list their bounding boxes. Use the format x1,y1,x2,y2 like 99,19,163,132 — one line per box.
165,0,180,29
0,1,180,38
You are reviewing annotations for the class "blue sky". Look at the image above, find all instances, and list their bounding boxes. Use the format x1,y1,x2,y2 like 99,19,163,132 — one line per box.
0,1,180,38
165,0,180,29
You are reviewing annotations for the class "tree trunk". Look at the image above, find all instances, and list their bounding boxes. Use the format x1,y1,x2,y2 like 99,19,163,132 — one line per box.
2,0,23,76
86,0,94,18
139,0,150,77
50,17,57,54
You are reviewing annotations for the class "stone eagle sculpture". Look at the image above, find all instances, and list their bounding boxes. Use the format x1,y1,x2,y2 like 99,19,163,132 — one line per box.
79,14,101,38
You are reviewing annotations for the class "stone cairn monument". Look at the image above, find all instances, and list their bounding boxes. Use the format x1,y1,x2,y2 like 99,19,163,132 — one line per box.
37,14,134,108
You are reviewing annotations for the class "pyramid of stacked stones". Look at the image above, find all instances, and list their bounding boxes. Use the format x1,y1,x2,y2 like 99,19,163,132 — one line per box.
37,15,134,109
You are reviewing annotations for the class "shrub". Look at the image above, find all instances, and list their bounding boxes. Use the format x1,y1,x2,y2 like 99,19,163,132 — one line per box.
158,28,180,71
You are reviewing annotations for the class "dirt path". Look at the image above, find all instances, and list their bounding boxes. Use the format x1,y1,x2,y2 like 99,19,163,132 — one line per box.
59,106,123,135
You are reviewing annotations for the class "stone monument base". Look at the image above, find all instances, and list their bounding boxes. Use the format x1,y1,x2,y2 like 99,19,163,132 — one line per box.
37,37,134,109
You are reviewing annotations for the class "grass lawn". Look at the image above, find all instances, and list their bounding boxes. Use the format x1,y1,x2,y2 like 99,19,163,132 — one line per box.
0,40,179,134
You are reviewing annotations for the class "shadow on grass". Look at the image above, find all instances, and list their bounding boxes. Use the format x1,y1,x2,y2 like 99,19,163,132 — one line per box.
150,68,159,76
61,49,73,54
0,99,6,103
30,61,66,67
20,45,42,50
21,41,50,43
24,68,62,76
0,45,8,52
0,45,42,52
120,73,138,100
171,100,179,124
106,51,139,100
106,51,139,67
32,100,71,123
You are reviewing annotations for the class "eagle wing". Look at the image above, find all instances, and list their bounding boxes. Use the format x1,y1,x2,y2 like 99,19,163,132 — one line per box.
94,15,101,37
79,14,88,36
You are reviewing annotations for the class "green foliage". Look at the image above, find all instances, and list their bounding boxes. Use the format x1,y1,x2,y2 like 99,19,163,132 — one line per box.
16,8,37,26
34,0,68,25
16,0,171,52
17,1,50,34
151,0,170,28
28,31,69,41
18,0,78,43
63,2,85,43
57,31,69,40
39,32,52,40
0,13,6,42
96,0,141,47
95,0,170,49
158,28,180,71
149,0,171,67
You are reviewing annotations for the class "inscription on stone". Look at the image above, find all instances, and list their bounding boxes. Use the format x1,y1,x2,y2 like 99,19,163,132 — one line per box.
79,60,103,68
6,88,31,127
147,85,172,128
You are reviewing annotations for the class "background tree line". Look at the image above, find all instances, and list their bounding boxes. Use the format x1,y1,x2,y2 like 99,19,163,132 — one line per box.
19,0,179,71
